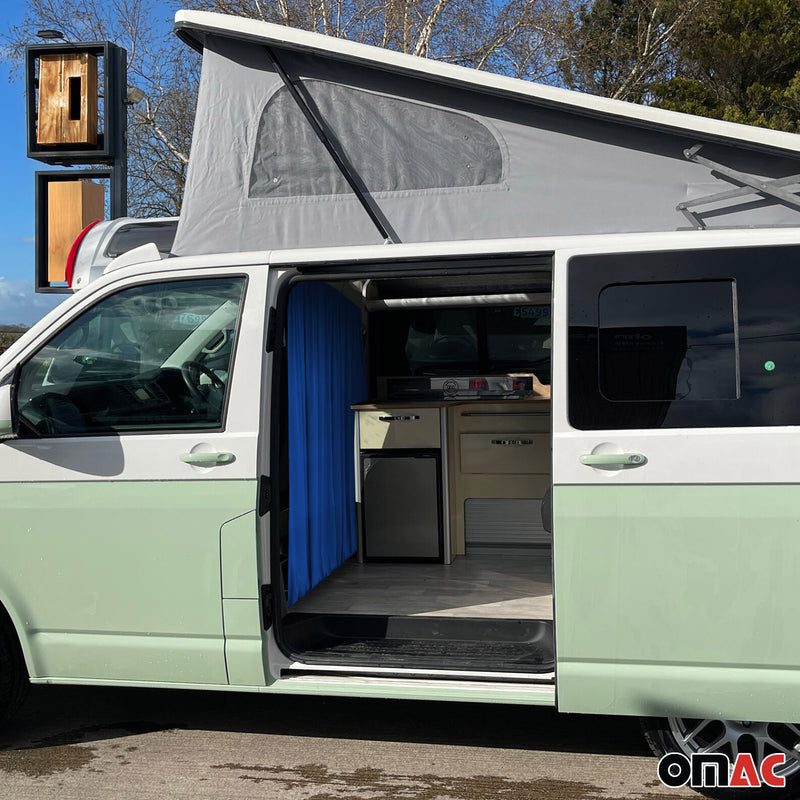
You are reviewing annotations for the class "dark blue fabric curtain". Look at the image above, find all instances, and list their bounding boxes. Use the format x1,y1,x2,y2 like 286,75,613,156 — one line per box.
287,283,367,606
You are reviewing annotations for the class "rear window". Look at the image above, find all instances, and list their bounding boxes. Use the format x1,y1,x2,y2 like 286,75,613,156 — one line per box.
568,246,800,430
105,220,178,257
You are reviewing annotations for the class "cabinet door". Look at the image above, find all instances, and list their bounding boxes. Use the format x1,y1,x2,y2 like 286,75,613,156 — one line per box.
552,244,800,722
0,269,266,684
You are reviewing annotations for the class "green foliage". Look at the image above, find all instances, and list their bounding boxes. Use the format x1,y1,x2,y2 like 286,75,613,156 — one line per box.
560,0,690,101
0,329,25,355
651,0,800,131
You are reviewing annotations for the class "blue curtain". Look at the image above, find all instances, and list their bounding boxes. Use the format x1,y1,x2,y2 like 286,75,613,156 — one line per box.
287,283,367,606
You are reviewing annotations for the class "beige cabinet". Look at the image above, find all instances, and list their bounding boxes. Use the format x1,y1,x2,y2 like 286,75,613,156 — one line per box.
358,408,440,449
459,433,550,474
446,402,551,555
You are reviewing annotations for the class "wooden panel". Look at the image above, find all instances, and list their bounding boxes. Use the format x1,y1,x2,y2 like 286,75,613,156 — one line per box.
456,404,550,434
47,181,105,282
460,433,550,474
359,408,440,449
37,53,98,145
459,473,551,498
447,402,552,557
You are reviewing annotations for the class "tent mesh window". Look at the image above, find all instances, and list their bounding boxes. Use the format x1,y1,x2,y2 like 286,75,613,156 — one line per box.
249,81,504,198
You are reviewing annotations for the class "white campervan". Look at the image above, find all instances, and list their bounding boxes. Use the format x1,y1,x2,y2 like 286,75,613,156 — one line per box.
5,11,800,798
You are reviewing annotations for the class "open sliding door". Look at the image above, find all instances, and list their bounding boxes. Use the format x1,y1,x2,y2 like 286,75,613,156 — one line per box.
552,242,800,723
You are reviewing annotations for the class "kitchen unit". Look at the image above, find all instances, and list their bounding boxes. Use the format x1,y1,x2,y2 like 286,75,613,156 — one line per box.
355,405,446,562
354,396,551,563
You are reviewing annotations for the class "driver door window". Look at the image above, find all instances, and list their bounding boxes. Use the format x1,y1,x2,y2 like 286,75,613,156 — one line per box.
18,277,246,436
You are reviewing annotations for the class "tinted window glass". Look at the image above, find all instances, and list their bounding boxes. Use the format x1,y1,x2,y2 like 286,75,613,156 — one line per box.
370,305,551,381
568,246,800,430
598,281,738,402
18,277,246,436
405,309,479,373
487,305,551,374
105,220,178,257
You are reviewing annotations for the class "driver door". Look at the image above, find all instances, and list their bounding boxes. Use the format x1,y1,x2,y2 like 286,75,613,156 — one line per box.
0,267,265,684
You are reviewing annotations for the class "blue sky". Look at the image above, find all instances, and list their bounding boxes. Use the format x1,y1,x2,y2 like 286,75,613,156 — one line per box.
0,6,67,326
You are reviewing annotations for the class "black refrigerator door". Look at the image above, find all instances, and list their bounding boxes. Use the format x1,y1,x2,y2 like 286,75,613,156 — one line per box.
362,452,443,562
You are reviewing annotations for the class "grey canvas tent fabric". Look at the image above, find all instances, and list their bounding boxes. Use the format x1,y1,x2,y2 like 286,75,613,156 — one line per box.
172,23,800,257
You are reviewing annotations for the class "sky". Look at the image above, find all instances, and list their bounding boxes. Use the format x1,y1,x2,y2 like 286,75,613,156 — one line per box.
0,6,68,326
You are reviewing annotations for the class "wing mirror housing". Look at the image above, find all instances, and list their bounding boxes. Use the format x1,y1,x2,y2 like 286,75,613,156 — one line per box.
0,383,18,440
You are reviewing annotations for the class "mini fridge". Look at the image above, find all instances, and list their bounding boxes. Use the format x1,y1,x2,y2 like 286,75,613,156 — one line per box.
361,450,443,561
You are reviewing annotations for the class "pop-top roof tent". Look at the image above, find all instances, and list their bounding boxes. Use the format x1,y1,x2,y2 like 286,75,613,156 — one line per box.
171,10,800,256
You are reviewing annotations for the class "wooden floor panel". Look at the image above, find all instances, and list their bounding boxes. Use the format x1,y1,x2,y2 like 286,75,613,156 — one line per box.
291,551,553,619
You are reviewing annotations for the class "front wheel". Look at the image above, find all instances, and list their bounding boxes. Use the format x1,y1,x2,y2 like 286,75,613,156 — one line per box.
642,717,800,799
0,613,28,725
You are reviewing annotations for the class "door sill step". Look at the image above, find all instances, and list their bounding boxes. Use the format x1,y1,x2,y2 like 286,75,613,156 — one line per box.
283,662,555,684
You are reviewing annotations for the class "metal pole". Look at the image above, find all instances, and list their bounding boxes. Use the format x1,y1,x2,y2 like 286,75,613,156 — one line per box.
108,44,128,218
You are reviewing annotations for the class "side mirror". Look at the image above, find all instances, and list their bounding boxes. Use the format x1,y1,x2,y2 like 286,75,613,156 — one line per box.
0,383,18,440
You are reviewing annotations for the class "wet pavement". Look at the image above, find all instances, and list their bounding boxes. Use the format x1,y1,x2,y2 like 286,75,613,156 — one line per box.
0,684,696,799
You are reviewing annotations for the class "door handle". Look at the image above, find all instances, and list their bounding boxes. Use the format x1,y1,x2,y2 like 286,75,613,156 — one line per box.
579,453,647,467
180,451,236,466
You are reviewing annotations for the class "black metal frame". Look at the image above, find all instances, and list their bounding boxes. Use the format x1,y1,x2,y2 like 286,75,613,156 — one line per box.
34,169,112,293
25,41,126,167
28,40,128,293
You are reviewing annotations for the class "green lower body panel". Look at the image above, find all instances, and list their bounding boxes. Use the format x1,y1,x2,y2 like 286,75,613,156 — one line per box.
554,484,800,722
0,480,256,685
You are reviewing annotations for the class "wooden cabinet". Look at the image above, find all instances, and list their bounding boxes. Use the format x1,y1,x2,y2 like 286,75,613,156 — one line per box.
446,402,550,556
358,407,440,449
459,432,550,474
47,180,105,283
37,53,98,146
353,400,551,561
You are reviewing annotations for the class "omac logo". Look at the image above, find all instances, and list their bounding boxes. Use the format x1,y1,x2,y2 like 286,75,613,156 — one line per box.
658,752,787,789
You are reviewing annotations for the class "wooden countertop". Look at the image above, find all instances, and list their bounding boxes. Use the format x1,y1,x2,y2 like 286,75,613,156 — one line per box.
351,398,550,410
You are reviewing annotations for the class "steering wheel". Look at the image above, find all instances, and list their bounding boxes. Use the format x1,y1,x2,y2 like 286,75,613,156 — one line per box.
428,336,476,360
20,393,85,436
180,360,225,401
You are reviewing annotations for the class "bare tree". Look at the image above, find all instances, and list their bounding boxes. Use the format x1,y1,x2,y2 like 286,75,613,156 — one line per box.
5,0,572,216
4,0,197,216
559,0,704,101
185,0,571,81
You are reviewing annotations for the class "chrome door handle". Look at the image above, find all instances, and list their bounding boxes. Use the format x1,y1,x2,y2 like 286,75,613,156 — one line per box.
180,452,236,466
579,453,647,467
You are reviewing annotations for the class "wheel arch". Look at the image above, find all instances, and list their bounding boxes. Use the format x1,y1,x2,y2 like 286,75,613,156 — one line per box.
0,590,35,679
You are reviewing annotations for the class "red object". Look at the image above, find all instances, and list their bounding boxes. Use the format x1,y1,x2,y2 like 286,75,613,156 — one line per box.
65,219,103,288
469,377,488,390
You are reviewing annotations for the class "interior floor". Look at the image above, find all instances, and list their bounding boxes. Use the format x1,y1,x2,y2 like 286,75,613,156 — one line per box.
289,550,553,620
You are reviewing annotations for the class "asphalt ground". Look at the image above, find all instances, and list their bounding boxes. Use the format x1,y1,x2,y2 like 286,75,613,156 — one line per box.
0,683,697,799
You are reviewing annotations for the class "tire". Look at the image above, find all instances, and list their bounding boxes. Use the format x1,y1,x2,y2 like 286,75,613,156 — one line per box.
0,610,29,725
641,717,800,799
